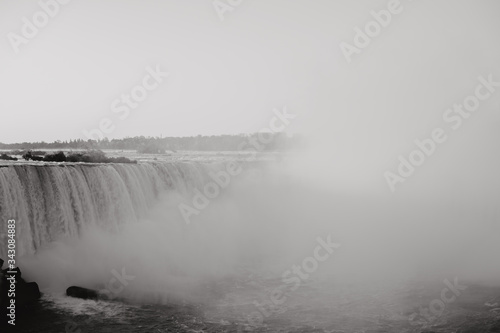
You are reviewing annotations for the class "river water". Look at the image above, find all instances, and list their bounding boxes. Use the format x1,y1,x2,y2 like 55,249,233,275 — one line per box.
1,151,499,332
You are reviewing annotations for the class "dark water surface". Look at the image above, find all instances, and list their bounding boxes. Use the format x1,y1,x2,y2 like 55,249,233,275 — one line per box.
7,275,500,333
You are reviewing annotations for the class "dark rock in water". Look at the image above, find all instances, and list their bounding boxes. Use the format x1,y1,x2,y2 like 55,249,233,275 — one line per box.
17,282,41,304
10,267,22,278
66,286,99,300
0,259,41,309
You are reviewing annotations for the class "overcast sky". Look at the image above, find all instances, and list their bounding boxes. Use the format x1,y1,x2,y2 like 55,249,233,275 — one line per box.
1,0,499,140
1,0,500,193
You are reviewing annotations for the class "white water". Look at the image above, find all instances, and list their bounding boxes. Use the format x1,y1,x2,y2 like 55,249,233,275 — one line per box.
0,160,270,303
1,158,499,321
0,162,211,258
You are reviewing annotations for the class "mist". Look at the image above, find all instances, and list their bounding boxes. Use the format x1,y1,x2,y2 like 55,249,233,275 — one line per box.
2,0,500,330
17,151,500,312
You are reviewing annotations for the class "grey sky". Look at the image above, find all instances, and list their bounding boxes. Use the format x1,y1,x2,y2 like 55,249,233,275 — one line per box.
1,0,499,192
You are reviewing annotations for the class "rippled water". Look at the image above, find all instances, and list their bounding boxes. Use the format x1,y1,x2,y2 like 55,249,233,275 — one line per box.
11,273,500,333
2,151,499,332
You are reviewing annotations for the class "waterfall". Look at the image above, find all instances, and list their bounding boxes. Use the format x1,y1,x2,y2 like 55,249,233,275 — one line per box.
0,162,216,258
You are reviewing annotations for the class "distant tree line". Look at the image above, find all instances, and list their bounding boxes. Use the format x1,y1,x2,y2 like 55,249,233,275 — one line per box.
0,133,302,152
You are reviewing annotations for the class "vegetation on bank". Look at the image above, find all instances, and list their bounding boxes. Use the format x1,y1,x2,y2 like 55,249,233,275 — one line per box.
0,153,17,161
0,133,302,152
21,150,136,164
10,149,46,156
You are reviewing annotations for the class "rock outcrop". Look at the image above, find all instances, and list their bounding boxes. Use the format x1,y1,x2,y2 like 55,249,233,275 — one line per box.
66,286,100,300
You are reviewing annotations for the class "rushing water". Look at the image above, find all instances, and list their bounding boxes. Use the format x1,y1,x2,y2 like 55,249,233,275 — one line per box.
1,156,499,332
0,162,214,258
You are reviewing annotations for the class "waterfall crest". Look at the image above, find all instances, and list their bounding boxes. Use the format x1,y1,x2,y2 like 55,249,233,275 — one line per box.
0,162,215,258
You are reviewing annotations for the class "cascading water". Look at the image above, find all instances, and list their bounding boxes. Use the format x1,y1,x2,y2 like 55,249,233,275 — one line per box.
0,162,216,259
1,159,499,332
